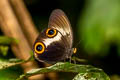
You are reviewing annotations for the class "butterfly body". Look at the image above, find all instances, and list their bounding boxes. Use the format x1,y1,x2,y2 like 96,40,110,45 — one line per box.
33,9,76,64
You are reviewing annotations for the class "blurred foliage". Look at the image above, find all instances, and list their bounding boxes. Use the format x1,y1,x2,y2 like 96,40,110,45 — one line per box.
0,36,23,80
0,66,22,80
0,58,26,70
79,0,120,57
110,75,120,80
0,59,23,80
0,46,9,56
0,36,18,56
0,36,19,45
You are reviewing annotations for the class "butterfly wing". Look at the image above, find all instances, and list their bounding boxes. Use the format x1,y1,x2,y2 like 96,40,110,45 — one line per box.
48,9,73,48
33,9,73,64
34,29,68,64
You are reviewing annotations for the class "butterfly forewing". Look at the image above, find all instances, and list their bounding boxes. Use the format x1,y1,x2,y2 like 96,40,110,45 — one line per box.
48,9,73,48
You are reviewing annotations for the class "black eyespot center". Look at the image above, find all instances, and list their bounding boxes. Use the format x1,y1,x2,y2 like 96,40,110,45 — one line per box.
46,28,57,37
34,42,45,54
48,29,54,35
36,45,42,51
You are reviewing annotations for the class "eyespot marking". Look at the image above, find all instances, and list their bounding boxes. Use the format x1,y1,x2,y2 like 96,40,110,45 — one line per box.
46,28,57,38
34,42,45,54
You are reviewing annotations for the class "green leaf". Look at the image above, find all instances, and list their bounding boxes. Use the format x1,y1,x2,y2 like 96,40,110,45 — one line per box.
0,36,19,45
0,46,9,56
0,59,25,70
17,62,110,80
0,57,33,80
0,66,23,80
0,56,33,70
73,72,110,80
0,59,23,80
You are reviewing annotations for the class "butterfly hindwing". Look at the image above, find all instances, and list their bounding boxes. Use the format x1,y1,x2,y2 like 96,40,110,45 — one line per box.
34,29,67,64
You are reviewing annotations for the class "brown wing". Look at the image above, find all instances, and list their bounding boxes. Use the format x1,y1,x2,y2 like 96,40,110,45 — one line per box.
48,9,73,48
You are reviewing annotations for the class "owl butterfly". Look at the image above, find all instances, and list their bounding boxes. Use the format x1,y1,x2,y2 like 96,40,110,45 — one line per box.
33,9,77,64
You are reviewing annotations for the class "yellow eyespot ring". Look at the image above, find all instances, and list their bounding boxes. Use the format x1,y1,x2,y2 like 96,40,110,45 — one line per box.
34,42,45,54
46,28,57,38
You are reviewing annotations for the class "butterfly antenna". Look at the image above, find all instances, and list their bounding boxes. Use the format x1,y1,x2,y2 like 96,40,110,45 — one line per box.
72,39,88,63
74,39,82,48
72,39,83,54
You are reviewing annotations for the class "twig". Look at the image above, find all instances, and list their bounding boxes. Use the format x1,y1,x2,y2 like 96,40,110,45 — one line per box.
9,0,38,47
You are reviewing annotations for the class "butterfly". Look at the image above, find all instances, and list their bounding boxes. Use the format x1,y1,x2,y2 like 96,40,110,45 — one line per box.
33,9,77,64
